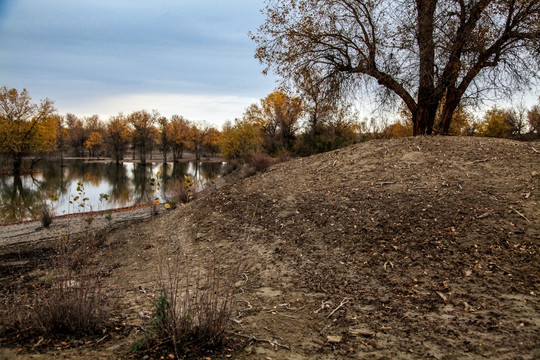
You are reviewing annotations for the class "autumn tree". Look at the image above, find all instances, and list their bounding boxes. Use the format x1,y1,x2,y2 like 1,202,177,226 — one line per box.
106,113,131,164
245,89,303,153
0,86,57,174
129,110,157,165
203,127,221,156
219,119,262,159
84,131,104,158
253,0,540,136
65,113,87,156
158,116,172,163
54,114,69,166
476,107,512,137
168,115,192,162
528,103,540,137
190,122,211,161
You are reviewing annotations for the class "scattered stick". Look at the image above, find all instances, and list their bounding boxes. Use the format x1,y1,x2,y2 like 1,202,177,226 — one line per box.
436,291,448,302
511,207,531,223
477,212,491,219
383,261,394,271
327,298,351,318
235,333,290,350
379,181,395,187
332,159,338,167
530,145,539,154
470,158,488,164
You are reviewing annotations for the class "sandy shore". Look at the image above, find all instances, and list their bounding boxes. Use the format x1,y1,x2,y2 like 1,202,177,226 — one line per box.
0,205,159,248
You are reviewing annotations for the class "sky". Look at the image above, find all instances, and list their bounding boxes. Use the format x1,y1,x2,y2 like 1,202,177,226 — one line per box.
0,0,277,128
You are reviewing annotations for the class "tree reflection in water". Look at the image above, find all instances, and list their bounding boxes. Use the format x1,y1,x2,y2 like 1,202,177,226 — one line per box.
0,160,226,223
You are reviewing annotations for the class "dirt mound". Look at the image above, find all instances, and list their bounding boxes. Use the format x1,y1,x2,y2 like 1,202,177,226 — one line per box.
1,136,539,359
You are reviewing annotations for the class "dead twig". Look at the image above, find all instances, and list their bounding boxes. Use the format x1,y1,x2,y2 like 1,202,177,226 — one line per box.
235,333,290,350
379,181,395,187
470,159,488,164
383,261,394,271
327,298,351,318
511,207,531,223
530,145,539,154
477,212,491,219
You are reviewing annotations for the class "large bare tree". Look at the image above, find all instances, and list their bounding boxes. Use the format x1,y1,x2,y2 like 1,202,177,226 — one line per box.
253,0,540,135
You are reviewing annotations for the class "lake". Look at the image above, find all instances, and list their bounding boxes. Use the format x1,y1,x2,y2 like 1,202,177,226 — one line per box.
0,160,226,224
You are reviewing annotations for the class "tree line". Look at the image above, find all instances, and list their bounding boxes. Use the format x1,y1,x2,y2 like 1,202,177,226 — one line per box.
1,84,539,175
0,86,221,175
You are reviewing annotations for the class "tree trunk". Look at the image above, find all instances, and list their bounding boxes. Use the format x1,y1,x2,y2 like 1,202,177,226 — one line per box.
163,149,167,164
414,0,438,136
13,153,23,175
439,90,461,135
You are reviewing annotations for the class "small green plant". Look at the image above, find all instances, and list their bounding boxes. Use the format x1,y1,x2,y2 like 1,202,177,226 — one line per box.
104,210,113,223
131,339,146,354
69,181,90,212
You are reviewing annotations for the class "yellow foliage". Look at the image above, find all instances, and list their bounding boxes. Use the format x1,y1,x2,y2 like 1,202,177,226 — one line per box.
0,86,57,161
219,119,262,159
84,131,104,149
476,108,511,138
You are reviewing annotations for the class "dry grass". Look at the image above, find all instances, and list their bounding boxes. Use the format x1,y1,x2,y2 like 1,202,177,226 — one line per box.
0,231,111,338
147,244,239,357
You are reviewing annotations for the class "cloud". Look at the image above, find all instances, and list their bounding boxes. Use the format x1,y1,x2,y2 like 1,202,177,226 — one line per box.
61,92,259,128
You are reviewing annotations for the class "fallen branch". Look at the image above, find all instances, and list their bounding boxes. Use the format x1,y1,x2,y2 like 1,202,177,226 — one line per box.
235,333,290,350
511,207,531,223
530,146,539,154
477,212,491,219
327,298,351,318
379,181,395,187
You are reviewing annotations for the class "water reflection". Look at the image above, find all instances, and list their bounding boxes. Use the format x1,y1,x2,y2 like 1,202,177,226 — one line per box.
0,160,226,223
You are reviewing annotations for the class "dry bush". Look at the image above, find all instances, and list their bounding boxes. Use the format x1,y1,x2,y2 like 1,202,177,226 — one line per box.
0,232,111,338
150,246,239,357
248,152,275,171
222,160,242,175
162,175,198,206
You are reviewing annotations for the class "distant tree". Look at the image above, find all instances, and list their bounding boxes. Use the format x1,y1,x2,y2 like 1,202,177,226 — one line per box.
84,131,104,158
129,110,157,165
54,114,69,166
65,113,87,156
0,86,57,174
105,113,131,164
253,0,540,135
158,116,172,163
190,122,211,161
245,89,303,154
219,119,262,159
168,115,192,162
476,108,511,138
203,127,221,157
527,103,540,137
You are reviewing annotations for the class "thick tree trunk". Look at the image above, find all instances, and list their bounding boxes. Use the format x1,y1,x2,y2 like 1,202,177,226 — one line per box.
415,0,438,136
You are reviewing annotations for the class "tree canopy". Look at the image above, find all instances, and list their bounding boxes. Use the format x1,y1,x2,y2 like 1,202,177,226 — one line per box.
0,86,57,174
253,0,540,135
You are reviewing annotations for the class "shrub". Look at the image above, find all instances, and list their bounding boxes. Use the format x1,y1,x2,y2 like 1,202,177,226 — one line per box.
150,247,238,357
248,153,275,172
162,175,196,205
0,232,111,338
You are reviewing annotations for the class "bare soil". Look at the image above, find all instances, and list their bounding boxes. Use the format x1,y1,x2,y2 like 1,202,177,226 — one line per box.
1,136,539,359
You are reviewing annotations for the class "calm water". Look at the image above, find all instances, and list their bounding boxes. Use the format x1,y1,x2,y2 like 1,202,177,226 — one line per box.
0,160,226,223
